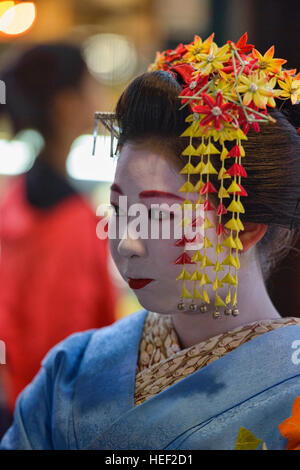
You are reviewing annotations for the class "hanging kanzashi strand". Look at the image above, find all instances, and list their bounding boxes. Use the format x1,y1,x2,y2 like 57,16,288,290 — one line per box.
148,32,299,318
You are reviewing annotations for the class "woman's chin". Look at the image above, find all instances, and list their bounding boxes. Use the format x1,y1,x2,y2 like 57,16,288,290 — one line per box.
134,294,179,315
130,281,183,314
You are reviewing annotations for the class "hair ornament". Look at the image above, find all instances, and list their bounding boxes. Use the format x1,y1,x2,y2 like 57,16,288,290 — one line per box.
149,32,300,318
92,112,119,158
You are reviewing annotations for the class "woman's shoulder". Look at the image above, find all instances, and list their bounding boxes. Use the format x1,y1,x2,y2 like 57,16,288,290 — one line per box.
0,309,148,450
41,309,148,375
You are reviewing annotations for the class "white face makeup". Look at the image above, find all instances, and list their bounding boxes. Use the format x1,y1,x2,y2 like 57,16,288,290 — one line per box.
108,142,228,315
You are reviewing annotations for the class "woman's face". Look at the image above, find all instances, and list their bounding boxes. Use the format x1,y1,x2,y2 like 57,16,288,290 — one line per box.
109,141,224,315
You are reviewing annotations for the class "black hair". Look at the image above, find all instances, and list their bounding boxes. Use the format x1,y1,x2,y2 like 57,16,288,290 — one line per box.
116,71,188,147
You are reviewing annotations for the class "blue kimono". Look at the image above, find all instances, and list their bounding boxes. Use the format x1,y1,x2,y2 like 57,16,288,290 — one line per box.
1,308,300,450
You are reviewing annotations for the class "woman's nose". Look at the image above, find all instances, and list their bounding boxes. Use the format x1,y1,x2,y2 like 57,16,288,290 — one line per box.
117,220,147,258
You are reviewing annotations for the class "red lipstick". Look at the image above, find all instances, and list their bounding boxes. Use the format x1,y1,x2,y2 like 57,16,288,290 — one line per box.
128,278,153,289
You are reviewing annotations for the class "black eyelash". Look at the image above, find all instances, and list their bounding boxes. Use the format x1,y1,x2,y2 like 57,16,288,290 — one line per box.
111,204,119,216
148,209,174,220
111,205,174,220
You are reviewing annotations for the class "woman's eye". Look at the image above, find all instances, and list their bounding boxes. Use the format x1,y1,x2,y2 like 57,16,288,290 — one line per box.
148,208,174,221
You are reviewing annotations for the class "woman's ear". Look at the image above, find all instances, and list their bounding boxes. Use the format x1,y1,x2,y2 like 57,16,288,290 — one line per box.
239,222,268,252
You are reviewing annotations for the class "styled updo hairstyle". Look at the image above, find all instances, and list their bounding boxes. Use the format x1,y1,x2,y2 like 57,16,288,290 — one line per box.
0,43,88,138
116,70,300,279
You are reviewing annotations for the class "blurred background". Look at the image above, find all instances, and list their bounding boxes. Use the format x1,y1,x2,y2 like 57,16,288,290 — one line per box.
0,0,300,434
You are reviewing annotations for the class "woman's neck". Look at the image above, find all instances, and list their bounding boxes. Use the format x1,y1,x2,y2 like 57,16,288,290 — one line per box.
171,253,281,349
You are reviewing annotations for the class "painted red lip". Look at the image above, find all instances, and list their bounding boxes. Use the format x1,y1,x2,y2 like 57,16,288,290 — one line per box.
128,278,154,289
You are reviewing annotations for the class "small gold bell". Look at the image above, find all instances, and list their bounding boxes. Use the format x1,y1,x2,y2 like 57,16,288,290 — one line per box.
189,303,198,312
177,302,185,311
213,310,220,319
232,308,239,316
200,304,207,313
224,307,232,316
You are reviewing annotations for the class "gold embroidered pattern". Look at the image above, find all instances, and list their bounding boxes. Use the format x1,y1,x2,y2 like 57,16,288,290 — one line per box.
135,312,300,406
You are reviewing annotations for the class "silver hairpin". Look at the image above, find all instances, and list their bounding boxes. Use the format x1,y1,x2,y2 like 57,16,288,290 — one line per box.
92,112,120,157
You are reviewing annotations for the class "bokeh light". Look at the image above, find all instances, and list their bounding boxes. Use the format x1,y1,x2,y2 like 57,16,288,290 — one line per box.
0,2,14,19
83,33,137,85
0,129,43,175
0,1,14,32
0,2,36,35
66,135,117,182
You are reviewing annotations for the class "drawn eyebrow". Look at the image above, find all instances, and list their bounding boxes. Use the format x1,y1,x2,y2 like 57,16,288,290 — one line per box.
110,186,185,202
139,190,185,201
110,183,123,195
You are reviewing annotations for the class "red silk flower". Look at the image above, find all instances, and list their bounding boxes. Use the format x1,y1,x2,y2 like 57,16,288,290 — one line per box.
193,92,233,131
227,33,255,54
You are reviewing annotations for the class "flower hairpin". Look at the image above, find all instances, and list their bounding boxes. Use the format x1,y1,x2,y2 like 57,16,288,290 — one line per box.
92,112,119,158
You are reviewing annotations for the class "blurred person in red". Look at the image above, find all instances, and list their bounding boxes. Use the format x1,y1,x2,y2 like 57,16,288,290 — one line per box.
0,43,117,419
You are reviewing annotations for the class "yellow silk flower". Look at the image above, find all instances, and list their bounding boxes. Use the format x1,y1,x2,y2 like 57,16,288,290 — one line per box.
184,33,215,63
236,73,271,108
278,74,300,104
194,43,231,76
251,46,286,74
